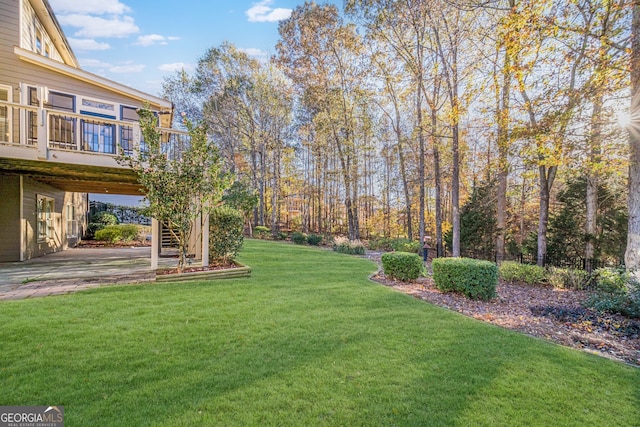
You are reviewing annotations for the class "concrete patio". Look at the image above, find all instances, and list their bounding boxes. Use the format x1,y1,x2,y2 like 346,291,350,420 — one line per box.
0,247,180,300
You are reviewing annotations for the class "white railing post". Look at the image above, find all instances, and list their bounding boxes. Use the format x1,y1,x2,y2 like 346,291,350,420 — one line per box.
133,122,141,158
202,208,209,267
37,107,47,159
151,217,160,270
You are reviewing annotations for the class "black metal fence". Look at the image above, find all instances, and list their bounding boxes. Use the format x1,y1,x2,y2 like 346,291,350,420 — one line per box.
507,253,624,271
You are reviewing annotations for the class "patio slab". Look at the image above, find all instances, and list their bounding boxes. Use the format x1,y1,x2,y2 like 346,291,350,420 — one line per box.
0,247,179,300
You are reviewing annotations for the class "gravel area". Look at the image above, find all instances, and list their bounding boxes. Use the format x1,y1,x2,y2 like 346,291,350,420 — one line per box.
370,272,640,366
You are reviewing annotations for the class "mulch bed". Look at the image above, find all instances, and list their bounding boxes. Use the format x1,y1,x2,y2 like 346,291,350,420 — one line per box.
370,270,640,367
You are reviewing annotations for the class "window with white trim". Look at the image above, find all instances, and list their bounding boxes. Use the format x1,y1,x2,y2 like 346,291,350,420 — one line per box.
66,204,77,237
37,195,54,241
0,85,11,143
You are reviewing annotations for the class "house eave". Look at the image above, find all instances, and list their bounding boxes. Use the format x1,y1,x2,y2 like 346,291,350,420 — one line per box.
14,46,173,111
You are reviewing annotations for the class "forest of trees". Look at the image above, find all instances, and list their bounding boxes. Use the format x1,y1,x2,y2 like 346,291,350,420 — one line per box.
162,0,634,267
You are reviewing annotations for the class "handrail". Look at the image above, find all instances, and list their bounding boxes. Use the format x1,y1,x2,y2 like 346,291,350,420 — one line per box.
0,101,189,157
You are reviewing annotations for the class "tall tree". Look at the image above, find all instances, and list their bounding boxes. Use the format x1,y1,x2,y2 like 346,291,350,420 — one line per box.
627,0,640,271
277,2,367,240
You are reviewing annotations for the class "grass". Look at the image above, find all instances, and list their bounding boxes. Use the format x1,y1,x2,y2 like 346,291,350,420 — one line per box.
0,239,639,426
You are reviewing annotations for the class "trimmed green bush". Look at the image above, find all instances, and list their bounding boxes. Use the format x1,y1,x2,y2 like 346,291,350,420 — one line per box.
209,206,244,265
253,226,270,239
307,234,323,246
433,257,498,301
499,261,547,285
87,211,119,238
584,267,640,318
94,224,138,243
381,252,424,281
292,232,306,245
333,237,366,255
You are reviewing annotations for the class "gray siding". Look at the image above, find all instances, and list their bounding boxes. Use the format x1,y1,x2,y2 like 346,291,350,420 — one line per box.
0,174,21,261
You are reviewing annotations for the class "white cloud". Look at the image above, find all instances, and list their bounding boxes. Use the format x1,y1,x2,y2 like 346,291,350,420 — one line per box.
239,47,267,58
67,37,111,51
246,0,292,23
109,64,145,73
134,34,166,46
158,63,193,72
49,0,131,15
79,58,112,68
133,34,179,47
57,14,139,38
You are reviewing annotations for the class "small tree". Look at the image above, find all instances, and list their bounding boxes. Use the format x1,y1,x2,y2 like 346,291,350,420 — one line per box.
222,179,258,236
120,108,230,273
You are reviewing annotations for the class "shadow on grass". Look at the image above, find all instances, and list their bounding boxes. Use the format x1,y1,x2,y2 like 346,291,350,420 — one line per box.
0,239,638,426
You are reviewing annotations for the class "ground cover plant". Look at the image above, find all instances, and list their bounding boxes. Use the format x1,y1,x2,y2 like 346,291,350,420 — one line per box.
0,240,639,426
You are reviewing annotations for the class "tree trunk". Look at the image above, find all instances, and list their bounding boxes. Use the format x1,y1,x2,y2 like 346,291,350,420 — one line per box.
432,110,444,257
537,165,556,266
585,95,603,263
627,0,640,271
452,120,460,257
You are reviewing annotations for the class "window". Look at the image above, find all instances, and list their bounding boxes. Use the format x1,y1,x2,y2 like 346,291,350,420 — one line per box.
66,204,77,237
0,86,10,143
47,91,76,149
120,106,138,155
82,120,115,154
35,31,42,54
37,196,54,241
27,87,39,145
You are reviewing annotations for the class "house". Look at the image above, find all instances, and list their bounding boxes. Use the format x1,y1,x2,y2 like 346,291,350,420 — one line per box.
0,0,182,264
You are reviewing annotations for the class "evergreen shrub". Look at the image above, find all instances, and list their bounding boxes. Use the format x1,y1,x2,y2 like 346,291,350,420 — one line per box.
433,257,498,301
253,226,270,239
368,238,420,254
381,252,424,281
94,224,138,243
499,261,547,285
209,206,244,265
584,267,640,318
292,232,306,245
307,234,323,246
87,211,119,238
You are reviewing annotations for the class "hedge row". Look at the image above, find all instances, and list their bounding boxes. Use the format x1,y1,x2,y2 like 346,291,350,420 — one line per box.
381,252,424,281
432,258,498,301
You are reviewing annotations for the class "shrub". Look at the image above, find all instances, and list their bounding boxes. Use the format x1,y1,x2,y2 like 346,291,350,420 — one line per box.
94,224,138,243
87,211,119,238
546,267,590,290
292,231,306,245
368,237,421,254
498,261,547,285
307,234,323,246
209,206,244,265
253,226,270,239
333,236,366,255
277,232,288,241
584,267,640,318
396,241,421,254
381,252,425,281
433,257,498,301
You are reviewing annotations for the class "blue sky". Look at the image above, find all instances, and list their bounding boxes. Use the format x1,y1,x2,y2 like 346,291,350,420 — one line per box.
48,0,341,205
49,0,342,97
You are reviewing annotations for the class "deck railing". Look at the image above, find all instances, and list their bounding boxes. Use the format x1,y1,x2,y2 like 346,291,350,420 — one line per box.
0,100,188,160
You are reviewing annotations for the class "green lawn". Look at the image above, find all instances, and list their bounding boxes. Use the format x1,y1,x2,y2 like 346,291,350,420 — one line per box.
0,239,638,426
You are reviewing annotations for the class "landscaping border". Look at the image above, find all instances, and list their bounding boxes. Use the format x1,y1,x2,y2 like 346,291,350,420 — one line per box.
155,262,251,283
